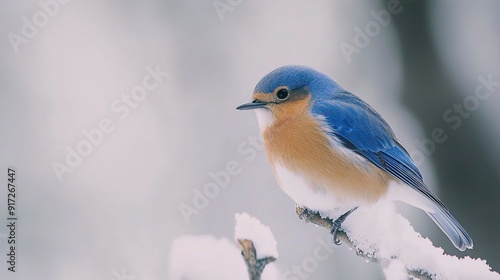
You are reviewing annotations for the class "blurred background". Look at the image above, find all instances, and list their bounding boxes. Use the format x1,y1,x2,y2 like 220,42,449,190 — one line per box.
1,0,499,279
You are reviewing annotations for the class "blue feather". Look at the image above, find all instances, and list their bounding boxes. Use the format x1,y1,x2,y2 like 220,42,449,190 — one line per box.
311,90,473,249
311,91,428,194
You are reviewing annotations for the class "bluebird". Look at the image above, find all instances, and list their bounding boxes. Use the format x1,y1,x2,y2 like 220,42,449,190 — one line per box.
237,65,473,251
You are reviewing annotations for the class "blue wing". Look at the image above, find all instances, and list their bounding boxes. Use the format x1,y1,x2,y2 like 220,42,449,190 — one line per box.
310,91,474,250
311,91,447,210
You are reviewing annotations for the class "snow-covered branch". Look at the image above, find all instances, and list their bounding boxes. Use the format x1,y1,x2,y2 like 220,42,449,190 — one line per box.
168,213,280,280
296,205,500,280
168,206,498,279
238,239,277,280
235,213,278,280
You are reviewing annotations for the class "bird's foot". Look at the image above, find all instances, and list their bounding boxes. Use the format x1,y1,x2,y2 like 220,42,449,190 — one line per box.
330,207,358,245
330,222,343,245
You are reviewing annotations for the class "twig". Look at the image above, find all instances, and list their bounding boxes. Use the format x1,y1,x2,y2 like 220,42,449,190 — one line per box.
296,206,434,280
237,239,277,280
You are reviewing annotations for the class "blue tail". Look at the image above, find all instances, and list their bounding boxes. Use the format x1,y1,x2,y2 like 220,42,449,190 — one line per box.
427,208,473,251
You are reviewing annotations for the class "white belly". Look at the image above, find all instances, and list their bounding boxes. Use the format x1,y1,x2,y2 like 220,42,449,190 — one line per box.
274,162,360,213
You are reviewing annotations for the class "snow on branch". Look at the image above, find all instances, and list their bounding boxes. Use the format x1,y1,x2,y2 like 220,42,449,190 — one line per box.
235,213,278,280
296,204,500,280
167,213,280,280
238,239,277,280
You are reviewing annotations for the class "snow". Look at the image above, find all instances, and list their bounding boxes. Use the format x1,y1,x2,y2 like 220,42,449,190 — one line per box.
334,201,500,280
167,209,499,280
167,235,280,280
234,212,279,259
168,211,280,280
383,260,407,280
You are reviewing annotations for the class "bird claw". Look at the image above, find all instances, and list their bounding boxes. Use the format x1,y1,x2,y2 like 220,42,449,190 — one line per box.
330,207,358,245
330,222,343,245
297,206,357,246
333,237,342,245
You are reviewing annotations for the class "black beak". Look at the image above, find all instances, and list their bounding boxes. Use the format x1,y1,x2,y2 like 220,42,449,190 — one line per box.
236,99,268,110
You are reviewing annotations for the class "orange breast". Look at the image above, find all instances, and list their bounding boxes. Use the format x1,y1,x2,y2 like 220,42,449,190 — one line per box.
263,109,390,204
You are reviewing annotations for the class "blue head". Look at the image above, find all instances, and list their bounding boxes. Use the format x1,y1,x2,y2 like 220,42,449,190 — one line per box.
237,65,345,130
253,65,342,98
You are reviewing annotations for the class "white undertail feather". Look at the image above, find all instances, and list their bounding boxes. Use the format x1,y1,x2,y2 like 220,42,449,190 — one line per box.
385,181,436,213
385,181,473,250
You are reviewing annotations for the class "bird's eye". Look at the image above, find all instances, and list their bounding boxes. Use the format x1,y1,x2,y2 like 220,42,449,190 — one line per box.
276,88,289,100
